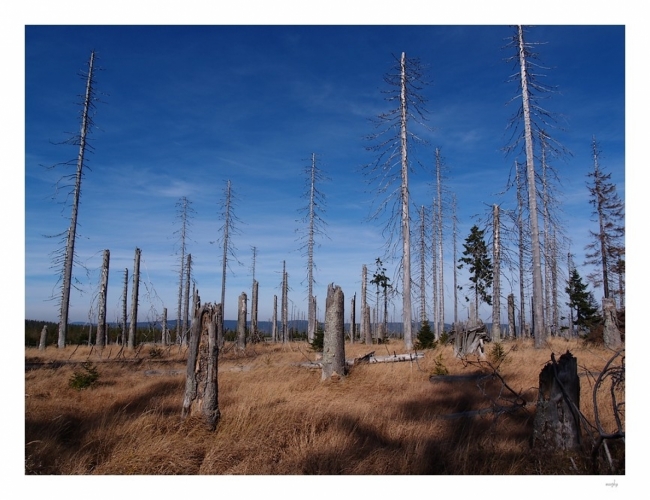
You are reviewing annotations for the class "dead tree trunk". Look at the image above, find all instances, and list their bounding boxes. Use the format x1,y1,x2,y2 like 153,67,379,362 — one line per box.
350,293,356,343
364,304,372,345
322,284,345,381
281,261,288,343
272,294,278,343
507,294,516,339
237,292,247,350
39,325,48,350
251,279,259,341
162,307,168,346
181,254,192,345
453,321,487,359
532,351,581,451
121,268,128,346
128,247,141,349
602,298,622,348
492,204,501,342
96,249,110,348
181,294,220,430
361,264,369,344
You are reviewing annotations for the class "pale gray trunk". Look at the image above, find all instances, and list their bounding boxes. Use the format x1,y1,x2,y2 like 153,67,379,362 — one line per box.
400,52,414,351
162,307,168,346
364,304,372,345
251,279,259,340
128,248,141,349
516,162,527,339
121,268,128,345
219,180,232,335
567,253,574,338
592,138,611,298
507,294,516,339
281,261,288,343
350,293,356,343
542,144,552,339
431,202,438,338
182,254,191,345
551,231,559,337
96,249,110,348
237,292,247,350
361,264,369,344
419,206,427,325
517,25,546,347
307,153,317,343
321,283,345,381
39,325,48,350
492,205,501,342
452,194,458,325
182,294,220,431
272,294,278,343
435,148,445,338
57,51,95,349
602,298,622,348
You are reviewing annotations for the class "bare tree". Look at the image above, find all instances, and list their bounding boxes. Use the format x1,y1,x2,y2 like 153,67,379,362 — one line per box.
364,52,430,350
433,147,447,337
174,196,194,344
95,249,110,347
452,194,459,325
214,180,242,336
181,254,192,345
492,205,501,342
585,136,625,302
281,260,289,343
297,153,329,342
272,294,278,343
52,51,99,348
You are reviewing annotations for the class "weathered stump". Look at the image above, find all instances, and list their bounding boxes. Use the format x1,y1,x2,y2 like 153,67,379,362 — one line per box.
181,294,221,430
453,321,487,358
602,298,622,348
322,283,345,381
532,351,581,451
507,294,516,339
237,292,247,350
38,325,48,350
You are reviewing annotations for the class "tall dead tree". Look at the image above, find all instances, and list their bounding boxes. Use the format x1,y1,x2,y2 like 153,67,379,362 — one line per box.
281,261,288,343
127,247,141,349
452,194,459,325
492,205,501,342
182,293,220,431
416,205,429,326
322,284,345,381
174,196,194,344
297,153,329,343
121,268,128,345
515,161,528,338
585,136,625,302
350,293,356,343
215,180,242,335
361,264,369,344
181,253,192,345
364,52,430,351
250,246,259,340
55,51,98,348
95,249,110,347
272,294,278,343
434,147,446,337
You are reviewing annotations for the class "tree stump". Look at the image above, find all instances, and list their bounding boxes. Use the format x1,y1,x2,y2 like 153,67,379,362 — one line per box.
181,294,221,430
322,283,345,381
532,351,581,451
38,325,48,350
237,292,247,350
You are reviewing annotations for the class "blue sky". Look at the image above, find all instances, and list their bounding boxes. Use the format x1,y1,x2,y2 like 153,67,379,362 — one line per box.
22,23,626,327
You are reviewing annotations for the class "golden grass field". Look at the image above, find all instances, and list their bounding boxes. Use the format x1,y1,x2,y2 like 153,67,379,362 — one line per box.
24,336,624,475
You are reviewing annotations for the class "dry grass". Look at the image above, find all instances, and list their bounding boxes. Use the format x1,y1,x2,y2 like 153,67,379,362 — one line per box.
24,337,624,475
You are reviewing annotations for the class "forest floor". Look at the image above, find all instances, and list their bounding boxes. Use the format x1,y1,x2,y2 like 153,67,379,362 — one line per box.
25,336,624,475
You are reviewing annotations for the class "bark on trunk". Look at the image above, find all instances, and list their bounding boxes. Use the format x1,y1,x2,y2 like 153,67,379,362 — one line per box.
507,294,516,339
96,249,110,348
272,294,278,343
361,264,368,344
602,298,622,348
322,284,345,381
400,52,413,351
128,248,141,349
121,268,128,346
251,279,259,341
492,205,501,342
182,254,191,345
532,351,581,451
350,293,356,343
181,294,220,430
364,304,372,345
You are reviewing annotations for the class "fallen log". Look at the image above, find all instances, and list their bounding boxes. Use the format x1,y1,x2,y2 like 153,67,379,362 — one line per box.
297,351,424,369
